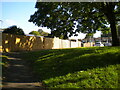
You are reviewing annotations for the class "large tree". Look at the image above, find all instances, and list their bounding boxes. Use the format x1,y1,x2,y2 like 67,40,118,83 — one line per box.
29,2,120,46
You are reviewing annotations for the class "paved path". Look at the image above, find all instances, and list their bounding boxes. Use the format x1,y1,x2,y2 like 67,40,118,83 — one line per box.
2,52,45,89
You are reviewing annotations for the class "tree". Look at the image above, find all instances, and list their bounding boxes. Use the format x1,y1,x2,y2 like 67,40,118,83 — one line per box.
101,30,111,37
118,25,120,37
3,25,25,35
29,2,120,46
29,29,49,36
38,29,49,36
85,33,94,39
29,31,41,36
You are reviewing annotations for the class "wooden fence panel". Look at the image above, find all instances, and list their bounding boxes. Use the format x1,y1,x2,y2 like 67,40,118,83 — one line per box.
1,33,82,52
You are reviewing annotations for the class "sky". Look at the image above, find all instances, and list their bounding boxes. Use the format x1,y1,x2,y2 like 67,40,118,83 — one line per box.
1,0,101,39
1,1,51,33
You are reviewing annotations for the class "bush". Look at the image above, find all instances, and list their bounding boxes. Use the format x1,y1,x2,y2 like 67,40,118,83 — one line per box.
3,25,25,35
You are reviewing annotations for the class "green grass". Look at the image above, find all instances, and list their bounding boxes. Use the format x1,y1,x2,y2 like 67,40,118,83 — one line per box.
21,46,120,88
0,55,9,68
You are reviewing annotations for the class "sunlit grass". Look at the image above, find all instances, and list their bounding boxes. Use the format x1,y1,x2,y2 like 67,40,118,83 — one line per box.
21,46,120,88
43,64,119,88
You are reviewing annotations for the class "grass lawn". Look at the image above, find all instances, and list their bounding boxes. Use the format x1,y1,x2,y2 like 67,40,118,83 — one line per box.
21,46,120,88
0,55,9,68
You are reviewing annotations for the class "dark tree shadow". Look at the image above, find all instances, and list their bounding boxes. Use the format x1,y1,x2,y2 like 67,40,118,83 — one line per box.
18,47,120,80
2,52,45,89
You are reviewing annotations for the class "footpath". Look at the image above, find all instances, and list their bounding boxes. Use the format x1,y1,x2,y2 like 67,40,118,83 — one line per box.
2,52,45,90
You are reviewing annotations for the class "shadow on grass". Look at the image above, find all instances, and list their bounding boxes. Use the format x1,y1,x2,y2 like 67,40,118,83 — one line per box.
2,52,40,85
2,88,46,90
18,47,120,81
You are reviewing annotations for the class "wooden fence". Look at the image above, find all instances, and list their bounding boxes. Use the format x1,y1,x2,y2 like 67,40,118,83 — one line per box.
1,33,82,52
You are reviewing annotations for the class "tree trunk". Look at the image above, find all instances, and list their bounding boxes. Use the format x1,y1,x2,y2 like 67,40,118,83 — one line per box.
110,20,119,46
104,3,120,46
108,7,119,46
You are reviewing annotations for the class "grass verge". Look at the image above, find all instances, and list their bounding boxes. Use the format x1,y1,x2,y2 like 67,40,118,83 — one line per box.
21,46,120,88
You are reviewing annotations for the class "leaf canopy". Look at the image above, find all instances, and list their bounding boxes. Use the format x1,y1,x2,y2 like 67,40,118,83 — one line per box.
29,2,120,39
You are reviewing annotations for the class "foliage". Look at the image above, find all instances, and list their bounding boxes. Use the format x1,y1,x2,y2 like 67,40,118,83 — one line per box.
118,25,120,36
101,24,120,38
85,33,94,39
101,26,111,37
29,2,120,45
22,47,120,88
3,25,25,35
0,55,9,68
38,29,49,36
29,29,49,36
29,31,41,36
